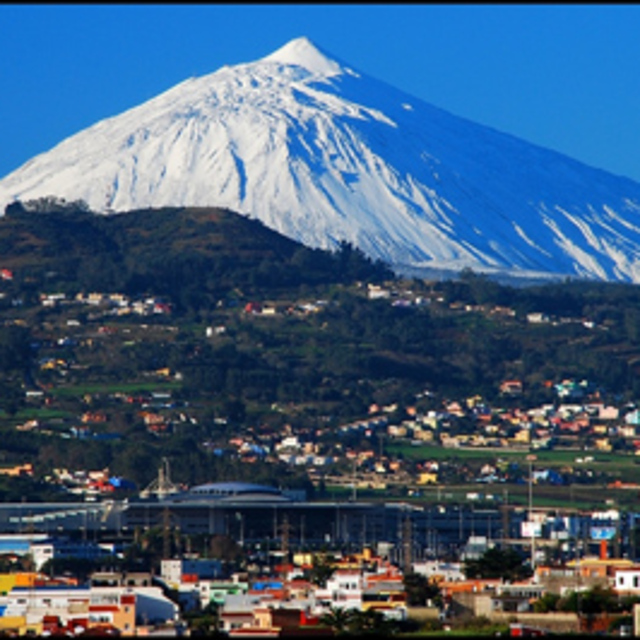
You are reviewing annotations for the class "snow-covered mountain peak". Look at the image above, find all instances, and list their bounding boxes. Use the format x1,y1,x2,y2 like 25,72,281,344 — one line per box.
2,38,640,283
261,36,343,76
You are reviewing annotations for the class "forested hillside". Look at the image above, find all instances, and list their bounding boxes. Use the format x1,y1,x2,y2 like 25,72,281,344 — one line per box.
1,201,640,494
1,200,392,312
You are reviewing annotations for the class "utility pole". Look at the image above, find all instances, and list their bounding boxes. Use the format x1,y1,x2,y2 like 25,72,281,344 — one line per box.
281,515,290,563
361,514,367,551
576,533,583,632
235,512,245,547
280,516,291,594
502,488,509,544
403,510,413,575
273,507,278,548
163,506,171,559
174,524,182,558
527,454,537,569
141,457,179,499
351,458,357,502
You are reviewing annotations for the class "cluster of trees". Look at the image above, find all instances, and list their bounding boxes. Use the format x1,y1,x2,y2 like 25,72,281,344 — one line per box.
0,203,392,314
320,606,398,635
533,585,640,616
463,547,532,582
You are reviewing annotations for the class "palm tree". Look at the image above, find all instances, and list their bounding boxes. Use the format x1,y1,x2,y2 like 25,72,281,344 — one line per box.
349,609,393,635
320,606,355,635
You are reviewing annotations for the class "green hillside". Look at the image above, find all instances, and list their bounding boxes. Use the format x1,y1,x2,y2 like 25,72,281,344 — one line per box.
1,200,392,310
2,199,640,496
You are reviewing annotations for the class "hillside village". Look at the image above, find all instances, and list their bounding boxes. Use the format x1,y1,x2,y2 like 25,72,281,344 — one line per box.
8,279,640,498
3,237,640,635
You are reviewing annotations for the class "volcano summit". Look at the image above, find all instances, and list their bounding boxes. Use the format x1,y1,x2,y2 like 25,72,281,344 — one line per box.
2,37,640,282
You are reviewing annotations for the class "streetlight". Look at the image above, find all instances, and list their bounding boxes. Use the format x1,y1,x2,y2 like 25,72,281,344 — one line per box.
526,454,537,570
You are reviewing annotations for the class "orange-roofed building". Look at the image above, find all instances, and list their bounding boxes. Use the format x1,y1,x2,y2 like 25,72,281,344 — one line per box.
440,578,502,598
365,567,404,585
566,556,634,581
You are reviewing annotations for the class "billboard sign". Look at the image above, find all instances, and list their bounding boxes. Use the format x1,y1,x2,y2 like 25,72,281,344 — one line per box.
590,526,616,541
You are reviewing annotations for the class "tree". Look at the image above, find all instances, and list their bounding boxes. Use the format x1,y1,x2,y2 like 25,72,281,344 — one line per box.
403,571,440,606
320,607,396,636
348,608,394,635
184,602,222,636
464,547,532,581
558,585,620,615
306,552,336,588
209,535,242,562
40,556,99,582
533,592,561,613
0,381,24,417
625,308,640,344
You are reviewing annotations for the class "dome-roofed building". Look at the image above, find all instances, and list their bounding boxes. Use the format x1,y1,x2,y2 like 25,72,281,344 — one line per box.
167,481,292,503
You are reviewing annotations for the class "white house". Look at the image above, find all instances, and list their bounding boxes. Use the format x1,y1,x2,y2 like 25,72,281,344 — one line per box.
30,538,117,571
315,570,363,610
413,560,465,582
4,584,178,628
615,567,640,594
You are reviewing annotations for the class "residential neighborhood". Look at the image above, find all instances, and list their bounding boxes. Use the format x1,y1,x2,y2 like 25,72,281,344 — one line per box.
3,261,640,635
1,524,640,636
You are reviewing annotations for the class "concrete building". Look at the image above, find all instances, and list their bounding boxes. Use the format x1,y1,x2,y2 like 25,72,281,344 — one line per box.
124,483,516,558
160,558,223,587
30,538,119,571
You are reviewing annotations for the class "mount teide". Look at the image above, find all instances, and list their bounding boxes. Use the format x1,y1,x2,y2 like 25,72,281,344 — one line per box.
2,36,640,283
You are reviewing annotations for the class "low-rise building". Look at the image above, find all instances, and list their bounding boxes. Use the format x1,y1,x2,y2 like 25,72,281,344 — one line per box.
30,538,118,571
614,566,640,594
2,584,177,634
315,569,363,610
160,558,223,588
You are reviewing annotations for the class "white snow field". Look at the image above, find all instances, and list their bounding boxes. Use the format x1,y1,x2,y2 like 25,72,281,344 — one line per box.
2,37,640,282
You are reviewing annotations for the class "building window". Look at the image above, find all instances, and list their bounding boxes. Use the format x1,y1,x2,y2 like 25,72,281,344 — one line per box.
634,576,639,588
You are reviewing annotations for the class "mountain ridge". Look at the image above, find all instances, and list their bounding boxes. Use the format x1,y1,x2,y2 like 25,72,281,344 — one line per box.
2,37,640,283
0,201,392,300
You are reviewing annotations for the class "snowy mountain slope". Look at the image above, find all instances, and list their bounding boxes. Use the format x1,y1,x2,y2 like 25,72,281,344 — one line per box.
2,36,640,282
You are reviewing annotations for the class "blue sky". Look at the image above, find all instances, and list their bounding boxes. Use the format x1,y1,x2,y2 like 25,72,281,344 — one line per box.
2,4,640,181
